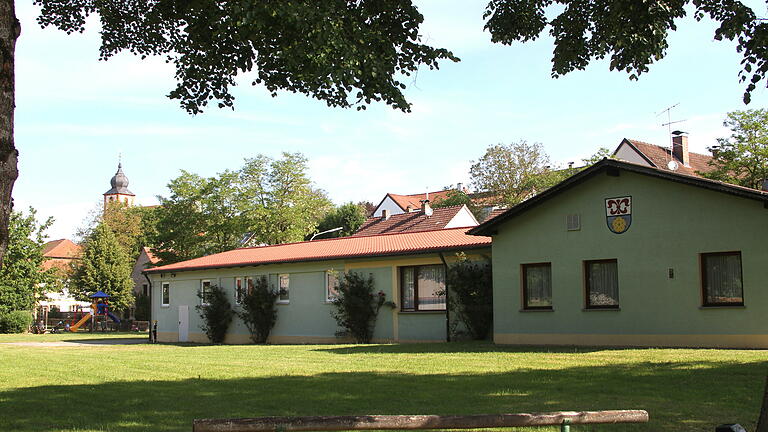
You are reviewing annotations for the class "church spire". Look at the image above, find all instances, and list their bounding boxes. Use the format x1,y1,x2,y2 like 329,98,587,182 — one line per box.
103,159,136,211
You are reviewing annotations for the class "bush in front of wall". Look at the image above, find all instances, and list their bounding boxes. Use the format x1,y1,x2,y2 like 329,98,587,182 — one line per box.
196,285,233,343
330,272,395,344
0,310,33,333
236,276,279,343
446,254,493,340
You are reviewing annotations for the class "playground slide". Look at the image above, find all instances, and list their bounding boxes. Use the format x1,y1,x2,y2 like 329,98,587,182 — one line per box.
106,312,121,324
69,313,92,332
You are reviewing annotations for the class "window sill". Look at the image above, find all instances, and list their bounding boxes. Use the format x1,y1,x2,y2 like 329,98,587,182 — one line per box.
160,305,170,308
519,308,554,312
276,301,290,305
699,305,746,309
398,310,446,315
582,307,621,312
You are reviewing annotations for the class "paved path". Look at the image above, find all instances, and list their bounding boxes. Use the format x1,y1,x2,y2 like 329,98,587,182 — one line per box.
1,338,147,347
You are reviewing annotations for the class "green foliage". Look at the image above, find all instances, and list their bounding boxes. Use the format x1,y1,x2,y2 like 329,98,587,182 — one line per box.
196,285,234,344
0,208,56,315
154,153,332,263
582,147,613,166
71,224,135,312
431,189,483,220
701,109,768,190
134,293,150,321
236,277,279,344
483,1,768,104
330,272,395,343
0,310,33,333
313,202,368,239
446,254,493,340
35,1,458,114
469,141,559,207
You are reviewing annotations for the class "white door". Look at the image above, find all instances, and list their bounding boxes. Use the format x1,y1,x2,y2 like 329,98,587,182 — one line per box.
178,305,189,342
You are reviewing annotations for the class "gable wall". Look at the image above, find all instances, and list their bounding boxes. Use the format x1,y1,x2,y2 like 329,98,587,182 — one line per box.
490,170,768,348
372,196,406,217
614,143,654,166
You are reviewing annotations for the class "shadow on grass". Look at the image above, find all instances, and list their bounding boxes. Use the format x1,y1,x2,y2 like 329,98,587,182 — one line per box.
1,359,765,432
313,342,632,355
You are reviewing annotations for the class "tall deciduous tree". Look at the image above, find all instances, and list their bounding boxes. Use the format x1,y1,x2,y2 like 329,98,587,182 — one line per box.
71,223,134,312
153,153,331,263
0,207,54,314
701,108,768,190
470,141,559,207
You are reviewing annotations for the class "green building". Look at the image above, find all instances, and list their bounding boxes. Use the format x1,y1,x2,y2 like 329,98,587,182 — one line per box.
469,159,768,348
144,228,490,343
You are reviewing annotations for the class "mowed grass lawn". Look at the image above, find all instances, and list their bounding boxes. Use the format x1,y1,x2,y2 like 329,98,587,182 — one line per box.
0,333,766,432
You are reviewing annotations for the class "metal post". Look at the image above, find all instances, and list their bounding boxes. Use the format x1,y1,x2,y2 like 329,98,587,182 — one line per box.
561,419,571,432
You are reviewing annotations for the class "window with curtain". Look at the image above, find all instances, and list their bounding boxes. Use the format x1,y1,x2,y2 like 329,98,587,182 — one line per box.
702,252,743,306
522,263,552,309
234,277,244,304
161,282,170,306
400,265,446,311
200,280,212,305
585,260,619,308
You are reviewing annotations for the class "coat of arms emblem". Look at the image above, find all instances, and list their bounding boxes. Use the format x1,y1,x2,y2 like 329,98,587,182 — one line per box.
605,196,632,234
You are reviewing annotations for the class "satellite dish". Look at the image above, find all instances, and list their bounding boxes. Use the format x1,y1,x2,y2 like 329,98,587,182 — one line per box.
667,160,680,171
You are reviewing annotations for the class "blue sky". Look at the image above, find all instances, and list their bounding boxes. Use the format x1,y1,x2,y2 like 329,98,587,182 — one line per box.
14,1,767,240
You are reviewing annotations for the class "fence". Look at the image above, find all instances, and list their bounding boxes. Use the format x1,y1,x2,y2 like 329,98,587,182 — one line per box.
193,410,649,432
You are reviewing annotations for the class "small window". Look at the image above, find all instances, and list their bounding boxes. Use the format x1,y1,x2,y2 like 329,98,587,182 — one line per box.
200,280,212,305
522,263,552,309
566,214,581,231
326,271,339,302
400,265,446,311
161,282,170,306
701,252,744,306
234,278,245,304
278,274,290,303
585,259,619,309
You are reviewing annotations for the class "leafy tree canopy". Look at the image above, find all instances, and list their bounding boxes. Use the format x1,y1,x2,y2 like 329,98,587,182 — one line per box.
71,223,134,311
312,202,368,239
484,0,768,104
431,189,483,220
34,0,458,114
154,152,332,264
701,108,768,190
0,208,56,314
101,201,159,257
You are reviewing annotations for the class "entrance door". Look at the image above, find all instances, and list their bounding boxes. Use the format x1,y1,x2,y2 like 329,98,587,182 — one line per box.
178,305,189,342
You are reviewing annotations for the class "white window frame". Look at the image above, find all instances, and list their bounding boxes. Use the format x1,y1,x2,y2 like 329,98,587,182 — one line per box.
325,271,339,303
161,282,170,307
200,280,212,306
277,274,290,304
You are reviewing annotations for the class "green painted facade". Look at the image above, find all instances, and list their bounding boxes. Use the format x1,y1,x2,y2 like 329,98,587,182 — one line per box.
488,169,768,348
147,252,487,343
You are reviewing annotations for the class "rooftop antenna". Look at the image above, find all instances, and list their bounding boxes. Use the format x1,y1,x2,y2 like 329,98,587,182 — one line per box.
656,103,686,171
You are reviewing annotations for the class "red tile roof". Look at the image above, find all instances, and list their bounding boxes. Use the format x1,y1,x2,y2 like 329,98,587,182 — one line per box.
622,139,714,177
42,239,82,259
353,205,469,236
480,208,507,223
386,190,453,212
146,227,491,274
143,247,161,265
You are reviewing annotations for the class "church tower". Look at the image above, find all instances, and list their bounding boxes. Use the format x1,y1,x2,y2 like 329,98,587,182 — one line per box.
103,162,135,211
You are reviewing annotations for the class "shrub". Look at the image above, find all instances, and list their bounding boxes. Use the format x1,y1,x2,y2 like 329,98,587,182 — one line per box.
331,272,395,343
236,276,279,343
134,293,150,321
0,310,33,333
446,254,493,340
196,285,233,343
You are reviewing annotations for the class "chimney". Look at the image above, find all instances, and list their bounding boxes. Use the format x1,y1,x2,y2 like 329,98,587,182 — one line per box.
568,162,574,169
672,133,690,166
382,209,390,220
456,182,463,192
406,205,414,213
421,199,433,217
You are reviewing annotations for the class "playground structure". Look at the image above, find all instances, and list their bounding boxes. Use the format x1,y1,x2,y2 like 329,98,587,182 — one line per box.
69,291,121,332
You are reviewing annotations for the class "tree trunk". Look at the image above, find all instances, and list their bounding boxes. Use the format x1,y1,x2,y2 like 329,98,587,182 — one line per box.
757,373,768,432
0,0,19,268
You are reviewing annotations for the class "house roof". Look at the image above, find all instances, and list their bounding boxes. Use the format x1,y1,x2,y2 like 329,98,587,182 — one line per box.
143,247,161,265
353,205,469,236
42,239,82,259
469,158,768,236
383,190,454,212
145,227,491,274
617,139,714,177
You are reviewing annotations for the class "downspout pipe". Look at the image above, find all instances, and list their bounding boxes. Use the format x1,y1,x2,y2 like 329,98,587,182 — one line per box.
439,252,450,343
143,272,153,343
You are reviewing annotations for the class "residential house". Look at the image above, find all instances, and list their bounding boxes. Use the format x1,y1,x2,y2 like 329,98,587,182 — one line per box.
612,134,715,177
144,228,491,343
39,239,88,314
354,203,478,237
469,158,768,348
371,190,456,217
132,247,160,298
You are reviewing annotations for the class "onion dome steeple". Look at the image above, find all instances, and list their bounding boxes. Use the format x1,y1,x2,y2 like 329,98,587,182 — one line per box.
104,163,133,195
